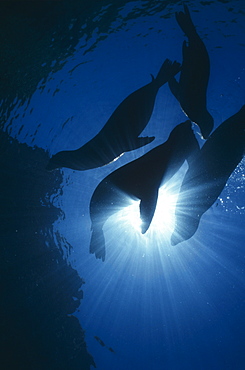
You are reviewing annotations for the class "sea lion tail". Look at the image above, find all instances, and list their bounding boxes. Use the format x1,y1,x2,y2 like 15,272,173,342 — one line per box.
175,5,196,38
90,227,106,262
154,59,181,88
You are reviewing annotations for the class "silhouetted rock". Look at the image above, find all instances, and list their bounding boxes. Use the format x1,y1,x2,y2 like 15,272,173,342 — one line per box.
0,131,96,369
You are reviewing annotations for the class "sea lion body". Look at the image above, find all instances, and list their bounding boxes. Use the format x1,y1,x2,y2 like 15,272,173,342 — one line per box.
171,105,245,245
90,120,199,261
168,5,213,139
47,59,181,171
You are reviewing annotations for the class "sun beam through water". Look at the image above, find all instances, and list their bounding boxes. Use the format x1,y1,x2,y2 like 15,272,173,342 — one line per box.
113,173,185,249
122,185,178,236
101,164,189,261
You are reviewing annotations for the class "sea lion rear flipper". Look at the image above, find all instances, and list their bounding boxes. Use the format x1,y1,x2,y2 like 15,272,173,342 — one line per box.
140,190,158,234
168,77,180,102
175,5,196,37
154,59,181,88
126,136,155,151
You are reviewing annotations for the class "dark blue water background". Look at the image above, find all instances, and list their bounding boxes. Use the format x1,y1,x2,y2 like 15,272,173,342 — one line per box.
1,1,244,369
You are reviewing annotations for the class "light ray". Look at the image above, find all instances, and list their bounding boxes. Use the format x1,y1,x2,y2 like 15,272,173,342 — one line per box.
103,166,188,258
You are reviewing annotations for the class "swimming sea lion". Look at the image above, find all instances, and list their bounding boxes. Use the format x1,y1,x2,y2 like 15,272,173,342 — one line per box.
89,120,199,261
171,105,245,246
168,5,213,139
46,59,181,171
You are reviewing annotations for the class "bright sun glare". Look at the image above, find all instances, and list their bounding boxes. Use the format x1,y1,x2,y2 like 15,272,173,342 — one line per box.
104,165,188,253
116,183,179,239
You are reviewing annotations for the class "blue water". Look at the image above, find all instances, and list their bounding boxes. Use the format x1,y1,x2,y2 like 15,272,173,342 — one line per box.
1,1,245,369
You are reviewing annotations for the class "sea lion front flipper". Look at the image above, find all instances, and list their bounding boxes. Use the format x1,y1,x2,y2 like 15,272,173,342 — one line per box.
125,136,155,152
90,228,106,262
139,190,158,234
168,76,181,102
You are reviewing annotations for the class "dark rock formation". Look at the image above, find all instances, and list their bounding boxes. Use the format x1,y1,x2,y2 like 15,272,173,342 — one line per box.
0,131,96,369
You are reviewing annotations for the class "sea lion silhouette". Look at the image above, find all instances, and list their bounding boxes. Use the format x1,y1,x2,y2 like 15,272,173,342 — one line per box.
46,59,181,171
168,5,213,139
171,105,245,246
89,120,199,261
